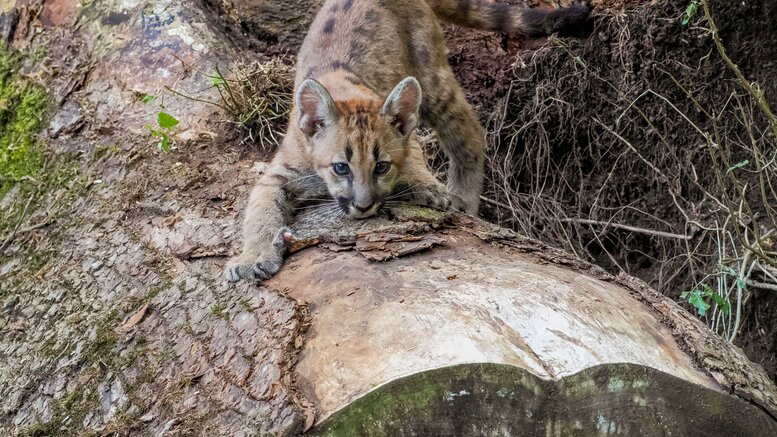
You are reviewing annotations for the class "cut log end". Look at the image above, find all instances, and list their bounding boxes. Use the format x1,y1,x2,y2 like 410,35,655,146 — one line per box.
312,363,777,436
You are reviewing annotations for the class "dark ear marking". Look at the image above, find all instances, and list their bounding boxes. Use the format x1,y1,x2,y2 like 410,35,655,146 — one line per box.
381,77,422,136
295,79,338,137
323,17,336,34
344,75,363,85
330,60,355,74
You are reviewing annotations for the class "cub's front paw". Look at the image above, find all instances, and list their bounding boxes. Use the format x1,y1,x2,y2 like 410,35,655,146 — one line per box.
410,184,453,211
225,227,293,283
225,255,283,283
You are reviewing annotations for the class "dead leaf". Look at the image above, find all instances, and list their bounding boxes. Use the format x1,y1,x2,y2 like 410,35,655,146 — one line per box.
161,213,182,227
302,407,316,432
116,303,148,333
288,237,323,254
447,274,458,280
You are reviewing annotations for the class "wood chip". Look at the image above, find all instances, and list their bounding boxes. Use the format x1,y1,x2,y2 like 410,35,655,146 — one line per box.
361,250,394,262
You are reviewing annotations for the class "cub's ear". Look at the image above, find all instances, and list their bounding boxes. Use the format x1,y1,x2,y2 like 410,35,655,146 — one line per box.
295,79,338,137
381,77,422,136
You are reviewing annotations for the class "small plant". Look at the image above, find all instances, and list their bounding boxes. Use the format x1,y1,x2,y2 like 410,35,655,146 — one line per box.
145,110,179,153
166,58,294,150
210,59,294,149
681,0,698,26
681,284,730,317
139,93,156,104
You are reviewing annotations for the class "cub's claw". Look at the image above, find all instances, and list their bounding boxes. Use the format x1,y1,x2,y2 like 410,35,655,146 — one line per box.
225,227,293,283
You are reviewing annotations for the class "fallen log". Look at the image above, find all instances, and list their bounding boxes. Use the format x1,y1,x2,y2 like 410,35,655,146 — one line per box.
267,206,777,435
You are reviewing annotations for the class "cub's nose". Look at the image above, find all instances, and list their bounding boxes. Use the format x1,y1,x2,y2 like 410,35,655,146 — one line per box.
353,202,374,213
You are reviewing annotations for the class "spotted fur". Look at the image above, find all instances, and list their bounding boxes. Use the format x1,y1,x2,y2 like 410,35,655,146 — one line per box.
226,0,590,282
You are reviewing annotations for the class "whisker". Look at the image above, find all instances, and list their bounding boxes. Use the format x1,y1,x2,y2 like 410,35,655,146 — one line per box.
386,183,422,199
295,202,338,211
295,197,336,202
287,174,323,183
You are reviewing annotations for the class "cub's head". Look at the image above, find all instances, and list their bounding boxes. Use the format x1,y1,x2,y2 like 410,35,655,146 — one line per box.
295,76,422,219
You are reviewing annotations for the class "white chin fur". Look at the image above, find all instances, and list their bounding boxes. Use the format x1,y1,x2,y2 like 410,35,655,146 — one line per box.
347,205,380,219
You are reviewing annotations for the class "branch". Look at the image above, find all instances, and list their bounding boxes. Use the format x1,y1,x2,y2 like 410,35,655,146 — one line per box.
561,218,693,240
700,0,777,141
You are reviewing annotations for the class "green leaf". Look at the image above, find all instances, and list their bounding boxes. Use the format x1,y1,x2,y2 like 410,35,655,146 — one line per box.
682,1,698,26
719,265,746,289
158,132,170,153
212,74,226,86
690,292,710,316
726,159,749,173
157,111,179,129
710,293,731,315
140,94,156,104
682,289,711,317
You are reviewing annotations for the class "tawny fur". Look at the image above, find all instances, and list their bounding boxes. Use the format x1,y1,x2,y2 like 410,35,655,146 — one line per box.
227,0,589,282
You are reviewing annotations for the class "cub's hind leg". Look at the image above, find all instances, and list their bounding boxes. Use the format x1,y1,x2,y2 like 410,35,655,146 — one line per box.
420,69,485,215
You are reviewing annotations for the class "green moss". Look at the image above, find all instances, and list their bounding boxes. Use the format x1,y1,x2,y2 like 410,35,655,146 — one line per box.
239,299,253,312
211,303,229,320
317,371,448,436
0,44,48,198
92,143,120,162
22,388,99,437
0,44,87,273
83,309,120,369
40,337,65,358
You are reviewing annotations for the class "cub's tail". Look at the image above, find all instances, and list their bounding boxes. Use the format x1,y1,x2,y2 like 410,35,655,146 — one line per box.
426,0,591,37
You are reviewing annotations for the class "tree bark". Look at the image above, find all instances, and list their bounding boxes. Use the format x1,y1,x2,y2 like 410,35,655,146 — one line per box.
0,0,776,436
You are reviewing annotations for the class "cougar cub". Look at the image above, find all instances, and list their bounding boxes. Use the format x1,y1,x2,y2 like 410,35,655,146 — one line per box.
227,0,590,282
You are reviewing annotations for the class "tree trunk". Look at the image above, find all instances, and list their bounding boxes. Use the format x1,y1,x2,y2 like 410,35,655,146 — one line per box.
1,0,776,436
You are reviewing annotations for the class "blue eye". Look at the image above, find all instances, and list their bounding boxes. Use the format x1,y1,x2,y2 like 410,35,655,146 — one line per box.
332,162,350,176
375,161,391,175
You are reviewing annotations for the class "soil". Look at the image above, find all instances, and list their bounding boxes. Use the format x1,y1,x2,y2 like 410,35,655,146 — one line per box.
738,290,777,382
440,0,777,383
